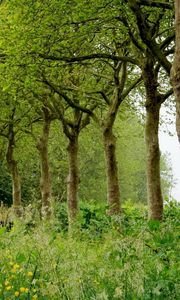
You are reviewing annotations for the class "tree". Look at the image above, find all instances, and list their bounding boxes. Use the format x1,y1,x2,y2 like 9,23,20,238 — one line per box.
0,103,24,216
42,79,97,224
0,0,175,223
125,0,174,220
19,90,55,218
171,0,180,142
36,106,53,218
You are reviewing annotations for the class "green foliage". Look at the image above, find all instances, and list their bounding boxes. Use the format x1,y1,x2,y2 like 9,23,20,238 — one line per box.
53,200,110,236
164,199,180,226
0,0,175,209
0,254,38,299
0,201,179,300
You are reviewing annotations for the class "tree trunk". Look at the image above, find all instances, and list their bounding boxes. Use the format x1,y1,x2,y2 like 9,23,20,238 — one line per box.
145,104,163,220
143,52,164,221
6,126,22,217
37,109,52,218
103,126,121,215
171,0,180,142
67,134,79,224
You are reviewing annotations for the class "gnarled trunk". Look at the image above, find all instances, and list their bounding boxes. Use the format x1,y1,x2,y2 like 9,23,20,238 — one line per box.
37,109,52,218
145,104,163,220
103,127,120,215
171,0,180,142
6,127,22,217
67,134,79,224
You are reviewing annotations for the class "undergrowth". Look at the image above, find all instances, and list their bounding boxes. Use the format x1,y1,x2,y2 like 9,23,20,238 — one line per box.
0,200,179,299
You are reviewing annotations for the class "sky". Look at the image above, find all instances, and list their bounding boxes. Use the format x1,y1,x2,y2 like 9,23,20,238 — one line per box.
159,120,180,201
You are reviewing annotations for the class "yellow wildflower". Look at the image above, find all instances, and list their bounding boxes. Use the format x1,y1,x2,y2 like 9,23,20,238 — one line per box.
32,295,38,300
11,268,16,273
4,280,9,286
6,286,12,291
13,264,20,269
15,291,20,297
20,287,26,293
25,288,29,293
27,271,33,277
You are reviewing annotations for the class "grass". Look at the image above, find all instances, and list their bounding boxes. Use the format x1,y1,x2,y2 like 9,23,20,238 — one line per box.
0,200,179,299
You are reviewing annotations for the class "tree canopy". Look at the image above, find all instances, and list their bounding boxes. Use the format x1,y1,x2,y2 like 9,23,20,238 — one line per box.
0,0,177,223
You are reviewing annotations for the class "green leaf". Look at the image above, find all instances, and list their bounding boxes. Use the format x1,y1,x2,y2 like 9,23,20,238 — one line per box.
16,253,26,263
148,220,161,231
0,227,6,235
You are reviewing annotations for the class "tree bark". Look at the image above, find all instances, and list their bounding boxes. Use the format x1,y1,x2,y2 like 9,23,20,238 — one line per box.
143,54,163,220
171,0,180,142
103,126,121,215
145,104,163,220
37,108,52,218
101,85,122,216
6,125,22,217
67,134,79,223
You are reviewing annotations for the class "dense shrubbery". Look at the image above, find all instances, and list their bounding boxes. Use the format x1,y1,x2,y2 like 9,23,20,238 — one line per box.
0,201,179,300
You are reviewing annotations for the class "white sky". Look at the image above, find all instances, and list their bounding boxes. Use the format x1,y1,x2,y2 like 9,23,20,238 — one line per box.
159,113,180,201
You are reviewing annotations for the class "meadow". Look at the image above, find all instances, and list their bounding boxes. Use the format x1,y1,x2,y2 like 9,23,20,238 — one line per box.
0,200,179,300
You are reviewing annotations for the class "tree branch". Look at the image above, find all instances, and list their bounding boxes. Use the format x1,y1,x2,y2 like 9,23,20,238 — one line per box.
51,97,72,139
42,77,96,116
119,61,127,95
128,0,172,74
160,33,175,50
116,15,145,52
36,52,139,66
160,88,174,104
99,91,111,105
135,0,173,10
122,76,142,100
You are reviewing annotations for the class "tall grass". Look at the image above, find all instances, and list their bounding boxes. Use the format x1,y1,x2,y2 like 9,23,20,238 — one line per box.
0,200,179,299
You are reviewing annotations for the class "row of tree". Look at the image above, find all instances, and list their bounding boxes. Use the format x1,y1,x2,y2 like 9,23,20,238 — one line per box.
0,0,179,224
